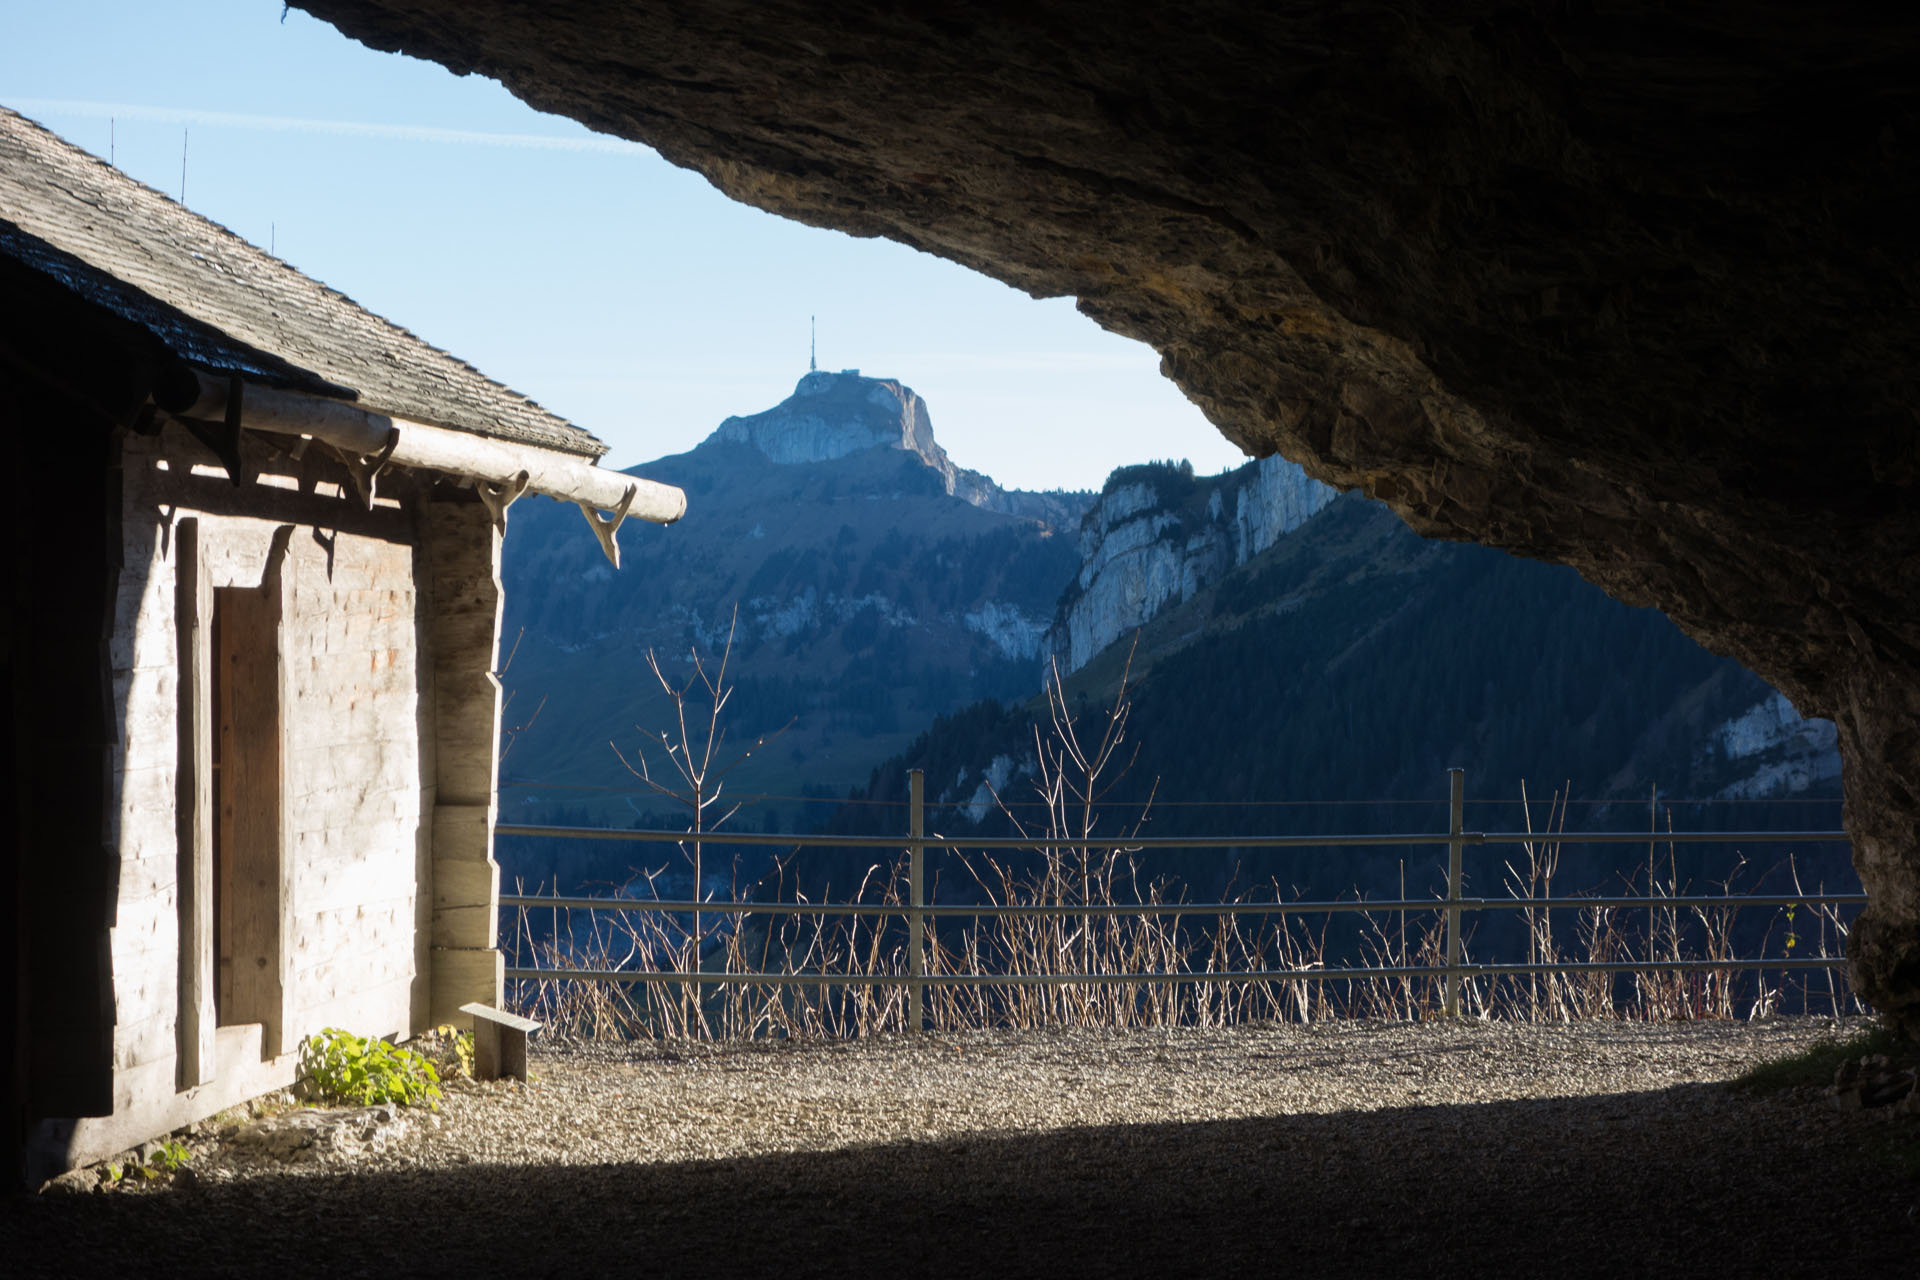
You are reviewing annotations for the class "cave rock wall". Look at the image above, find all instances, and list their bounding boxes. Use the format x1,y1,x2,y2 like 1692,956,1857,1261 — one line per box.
295,1,1920,1026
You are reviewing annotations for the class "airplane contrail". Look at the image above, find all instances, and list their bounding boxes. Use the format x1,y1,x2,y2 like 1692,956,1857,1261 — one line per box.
7,97,654,156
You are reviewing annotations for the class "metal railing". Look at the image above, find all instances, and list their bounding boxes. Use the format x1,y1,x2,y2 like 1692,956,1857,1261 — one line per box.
497,768,1861,1023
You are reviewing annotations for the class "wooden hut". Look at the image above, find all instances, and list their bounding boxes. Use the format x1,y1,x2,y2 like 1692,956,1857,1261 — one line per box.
0,107,685,1184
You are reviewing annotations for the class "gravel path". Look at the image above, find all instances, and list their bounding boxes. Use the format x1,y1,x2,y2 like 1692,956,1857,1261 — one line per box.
6,1017,1916,1277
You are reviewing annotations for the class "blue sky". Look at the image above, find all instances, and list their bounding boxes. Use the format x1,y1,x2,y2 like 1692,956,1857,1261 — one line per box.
1,1,1250,490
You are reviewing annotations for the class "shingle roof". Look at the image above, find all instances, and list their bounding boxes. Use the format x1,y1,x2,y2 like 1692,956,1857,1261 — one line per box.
0,107,606,459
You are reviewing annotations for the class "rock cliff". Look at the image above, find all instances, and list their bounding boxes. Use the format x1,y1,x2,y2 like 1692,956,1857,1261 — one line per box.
1706,692,1843,802
711,370,934,466
1050,456,1334,671
711,371,1083,527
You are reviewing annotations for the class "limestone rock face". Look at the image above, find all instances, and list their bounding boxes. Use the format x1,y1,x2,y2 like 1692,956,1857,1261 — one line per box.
295,1,1920,1026
713,371,934,467
711,370,1082,526
1706,692,1842,802
1053,458,1333,672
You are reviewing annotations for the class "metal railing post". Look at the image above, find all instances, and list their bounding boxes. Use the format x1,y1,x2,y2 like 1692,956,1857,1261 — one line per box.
1444,767,1465,1018
908,768,925,1033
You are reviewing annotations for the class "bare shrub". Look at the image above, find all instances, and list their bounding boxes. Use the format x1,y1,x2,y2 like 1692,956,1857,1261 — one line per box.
503,640,1860,1039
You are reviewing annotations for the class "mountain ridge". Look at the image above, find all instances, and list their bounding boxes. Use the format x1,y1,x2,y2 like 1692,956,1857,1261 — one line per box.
497,370,1092,827
708,369,1085,528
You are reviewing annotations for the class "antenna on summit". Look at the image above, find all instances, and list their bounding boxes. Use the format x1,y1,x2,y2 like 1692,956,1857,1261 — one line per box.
810,315,817,372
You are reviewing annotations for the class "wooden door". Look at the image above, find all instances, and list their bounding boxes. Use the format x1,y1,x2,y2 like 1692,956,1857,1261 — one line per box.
211,583,283,1046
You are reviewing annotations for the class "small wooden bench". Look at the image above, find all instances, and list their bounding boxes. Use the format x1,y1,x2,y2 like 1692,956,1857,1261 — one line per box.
459,1002,542,1082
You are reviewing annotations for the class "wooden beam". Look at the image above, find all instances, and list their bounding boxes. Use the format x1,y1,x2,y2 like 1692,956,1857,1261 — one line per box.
424,497,507,1025
172,519,214,1089
183,380,686,527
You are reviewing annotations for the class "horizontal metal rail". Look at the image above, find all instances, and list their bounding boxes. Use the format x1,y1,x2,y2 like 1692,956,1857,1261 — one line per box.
502,892,1866,917
497,823,1847,850
506,956,1848,987
499,769,1861,1023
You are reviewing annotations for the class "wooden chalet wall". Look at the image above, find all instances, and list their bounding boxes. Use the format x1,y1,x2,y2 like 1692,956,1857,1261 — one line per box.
28,419,508,1175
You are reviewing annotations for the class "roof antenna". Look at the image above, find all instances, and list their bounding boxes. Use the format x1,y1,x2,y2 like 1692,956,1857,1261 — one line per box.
810,315,817,372
109,117,114,165
179,126,188,204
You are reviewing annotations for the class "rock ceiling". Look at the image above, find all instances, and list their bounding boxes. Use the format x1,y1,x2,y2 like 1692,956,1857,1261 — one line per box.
294,2,1920,1025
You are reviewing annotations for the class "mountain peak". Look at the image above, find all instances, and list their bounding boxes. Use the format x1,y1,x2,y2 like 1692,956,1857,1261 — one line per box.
702,369,1084,527
708,370,943,467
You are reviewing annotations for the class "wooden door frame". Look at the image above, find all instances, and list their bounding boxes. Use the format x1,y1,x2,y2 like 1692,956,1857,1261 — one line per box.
175,523,294,1079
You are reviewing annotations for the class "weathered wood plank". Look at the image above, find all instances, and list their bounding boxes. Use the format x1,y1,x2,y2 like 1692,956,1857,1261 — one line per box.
432,855,498,912
174,518,215,1088
47,1023,296,1174
292,946,417,1014
434,738,501,805
431,803,495,863
112,892,176,954
113,1010,183,1074
413,500,508,1036
112,807,184,867
114,848,182,905
430,850,498,950
116,667,183,773
108,968,177,1036
215,580,285,1052
430,904,497,951
429,947,503,1028
296,976,415,1046
295,850,420,918
433,675,502,721
117,764,177,818
290,896,417,968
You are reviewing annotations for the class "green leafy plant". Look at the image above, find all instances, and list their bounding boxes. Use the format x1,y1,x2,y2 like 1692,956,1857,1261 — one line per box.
431,1024,475,1079
298,1027,442,1110
138,1139,192,1181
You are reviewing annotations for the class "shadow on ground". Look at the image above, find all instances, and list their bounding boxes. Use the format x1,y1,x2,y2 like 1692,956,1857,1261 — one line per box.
4,1084,1914,1277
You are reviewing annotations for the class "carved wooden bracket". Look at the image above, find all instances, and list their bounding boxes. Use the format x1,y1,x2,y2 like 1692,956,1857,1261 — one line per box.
577,483,637,568
476,469,532,532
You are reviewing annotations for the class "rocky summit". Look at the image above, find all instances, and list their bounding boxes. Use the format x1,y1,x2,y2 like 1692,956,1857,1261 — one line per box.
712,370,1081,526
710,370,932,467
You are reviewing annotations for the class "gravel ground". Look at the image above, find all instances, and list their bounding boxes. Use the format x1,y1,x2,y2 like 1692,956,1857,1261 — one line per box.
6,1017,1916,1277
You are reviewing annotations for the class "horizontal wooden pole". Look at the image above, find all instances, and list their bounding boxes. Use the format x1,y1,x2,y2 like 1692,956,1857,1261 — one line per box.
184,379,686,524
